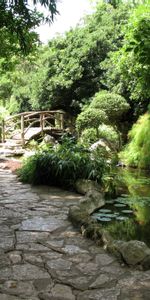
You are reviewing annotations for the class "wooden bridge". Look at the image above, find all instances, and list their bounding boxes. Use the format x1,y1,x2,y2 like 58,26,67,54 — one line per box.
1,110,65,147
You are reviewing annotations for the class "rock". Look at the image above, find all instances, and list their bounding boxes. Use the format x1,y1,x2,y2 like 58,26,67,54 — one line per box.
141,255,150,270
51,284,75,300
68,206,89,227
113,240,150,266
75,179,101,195
8,252,22,264
80,189,105,215
90,139,111,152
43,135,55,144
20,216,66,232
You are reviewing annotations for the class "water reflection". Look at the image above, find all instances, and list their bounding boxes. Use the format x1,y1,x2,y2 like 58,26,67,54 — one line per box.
92,168,150,246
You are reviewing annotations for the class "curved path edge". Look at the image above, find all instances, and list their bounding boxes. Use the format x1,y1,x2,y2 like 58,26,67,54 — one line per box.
0,167,150,300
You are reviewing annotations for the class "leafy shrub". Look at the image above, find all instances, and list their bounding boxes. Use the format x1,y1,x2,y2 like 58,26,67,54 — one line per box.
76,107,108,135
120,113,150,169
79,128,98,147
90,91,130,123
98,124,119,150
18,138,108,188
79,125,119,150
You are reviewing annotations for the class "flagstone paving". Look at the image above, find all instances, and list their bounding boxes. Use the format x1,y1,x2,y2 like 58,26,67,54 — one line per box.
0,167,150,299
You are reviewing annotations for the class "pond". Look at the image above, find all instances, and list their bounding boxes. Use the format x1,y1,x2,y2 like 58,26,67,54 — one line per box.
92,168,150,247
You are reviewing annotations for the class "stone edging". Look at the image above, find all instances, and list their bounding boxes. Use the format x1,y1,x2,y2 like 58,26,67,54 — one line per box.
68,179,150,270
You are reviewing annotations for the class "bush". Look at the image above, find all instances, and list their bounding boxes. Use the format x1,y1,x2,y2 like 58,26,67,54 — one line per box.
90,91,130,123
98,124,119,150
76,107,108,135
79,125,119,150
79,128,98,147
120,113,150,169
18,138,108,188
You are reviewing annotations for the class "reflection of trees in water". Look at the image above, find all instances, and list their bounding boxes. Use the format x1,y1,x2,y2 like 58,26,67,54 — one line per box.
103,168,150,246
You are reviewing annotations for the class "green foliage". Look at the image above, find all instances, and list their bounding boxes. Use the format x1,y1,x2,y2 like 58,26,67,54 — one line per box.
18,138,107,188
120,113,150,169
0,106,9,121
25,3,130,114
90,91,130,123
103,2,150,117
0,1,58,55
98,124,119,148
79,128,98,147
79,125,119,149
76,108,108,135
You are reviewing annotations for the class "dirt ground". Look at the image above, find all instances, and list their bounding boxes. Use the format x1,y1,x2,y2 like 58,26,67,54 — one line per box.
0,159,22,173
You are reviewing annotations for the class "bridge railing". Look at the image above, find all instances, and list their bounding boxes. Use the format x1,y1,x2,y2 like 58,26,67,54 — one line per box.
2,110,65,146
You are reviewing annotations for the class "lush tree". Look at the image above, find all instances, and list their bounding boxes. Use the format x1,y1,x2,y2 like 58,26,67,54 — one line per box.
0,0,58,54
76,108,108,136
30,3,130,114
90,90,130,123
103,2,150,119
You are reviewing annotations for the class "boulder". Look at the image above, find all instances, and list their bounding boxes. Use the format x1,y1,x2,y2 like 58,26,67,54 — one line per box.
80,189,105,215
90,139,111,152
113,240,150,266
75,179,101,195
43,135,55,144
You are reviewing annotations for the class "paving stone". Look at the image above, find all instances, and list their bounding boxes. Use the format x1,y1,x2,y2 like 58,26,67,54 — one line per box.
0,250,11,267
77,288,120,300
1,280,36,297
0,168,150,300
118,289,150,300
95,253,116,266
0,233,14,251
68,253,92,263
60,276,94,290
0,263,50,280
20,216,66,232
61,244,88,255
46,258,72,271
33,278,53,292
76,262,100,276
23,253,44,266
16,242,50,252
16,231,50,243
8,252,22,264
51,284,75,300
90,273,117,288
0,295,21,300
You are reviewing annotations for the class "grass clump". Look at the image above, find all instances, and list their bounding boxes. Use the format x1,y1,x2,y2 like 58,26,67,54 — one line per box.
18,137,108,188
120,113,150,169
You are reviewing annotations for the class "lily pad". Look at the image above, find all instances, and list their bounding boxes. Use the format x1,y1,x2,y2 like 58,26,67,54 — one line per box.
122,210,133,214
97,217,112,222
116,216,129,221
98,209,112,213
115,198,127,204
120,194,129,198
105,200,115,204
114,203,127,208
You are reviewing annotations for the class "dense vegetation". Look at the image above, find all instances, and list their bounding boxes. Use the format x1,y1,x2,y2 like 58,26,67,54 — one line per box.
0,0,150,188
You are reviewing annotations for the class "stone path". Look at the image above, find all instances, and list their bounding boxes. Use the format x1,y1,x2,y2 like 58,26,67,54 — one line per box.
0,168,150,300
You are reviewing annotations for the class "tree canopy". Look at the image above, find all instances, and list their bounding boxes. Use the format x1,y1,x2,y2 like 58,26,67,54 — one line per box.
0,0,58,55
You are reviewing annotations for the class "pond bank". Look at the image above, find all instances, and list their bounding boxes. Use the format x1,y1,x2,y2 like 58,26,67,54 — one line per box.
0,167,150,299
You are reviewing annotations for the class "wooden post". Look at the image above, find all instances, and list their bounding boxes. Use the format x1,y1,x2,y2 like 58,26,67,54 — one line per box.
2,119,5,143
60,113,64,129
40,113,44,134
21,115,25,147
43,114,45,129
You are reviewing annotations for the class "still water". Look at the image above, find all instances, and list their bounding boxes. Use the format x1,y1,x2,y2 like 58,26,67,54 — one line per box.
92,168,150,246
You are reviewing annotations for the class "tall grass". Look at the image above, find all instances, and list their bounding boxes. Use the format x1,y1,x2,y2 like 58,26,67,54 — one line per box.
18,138,108,188
120,113,150,169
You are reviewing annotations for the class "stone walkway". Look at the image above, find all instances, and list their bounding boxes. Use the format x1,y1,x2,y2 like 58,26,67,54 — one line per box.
0,168,150,300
